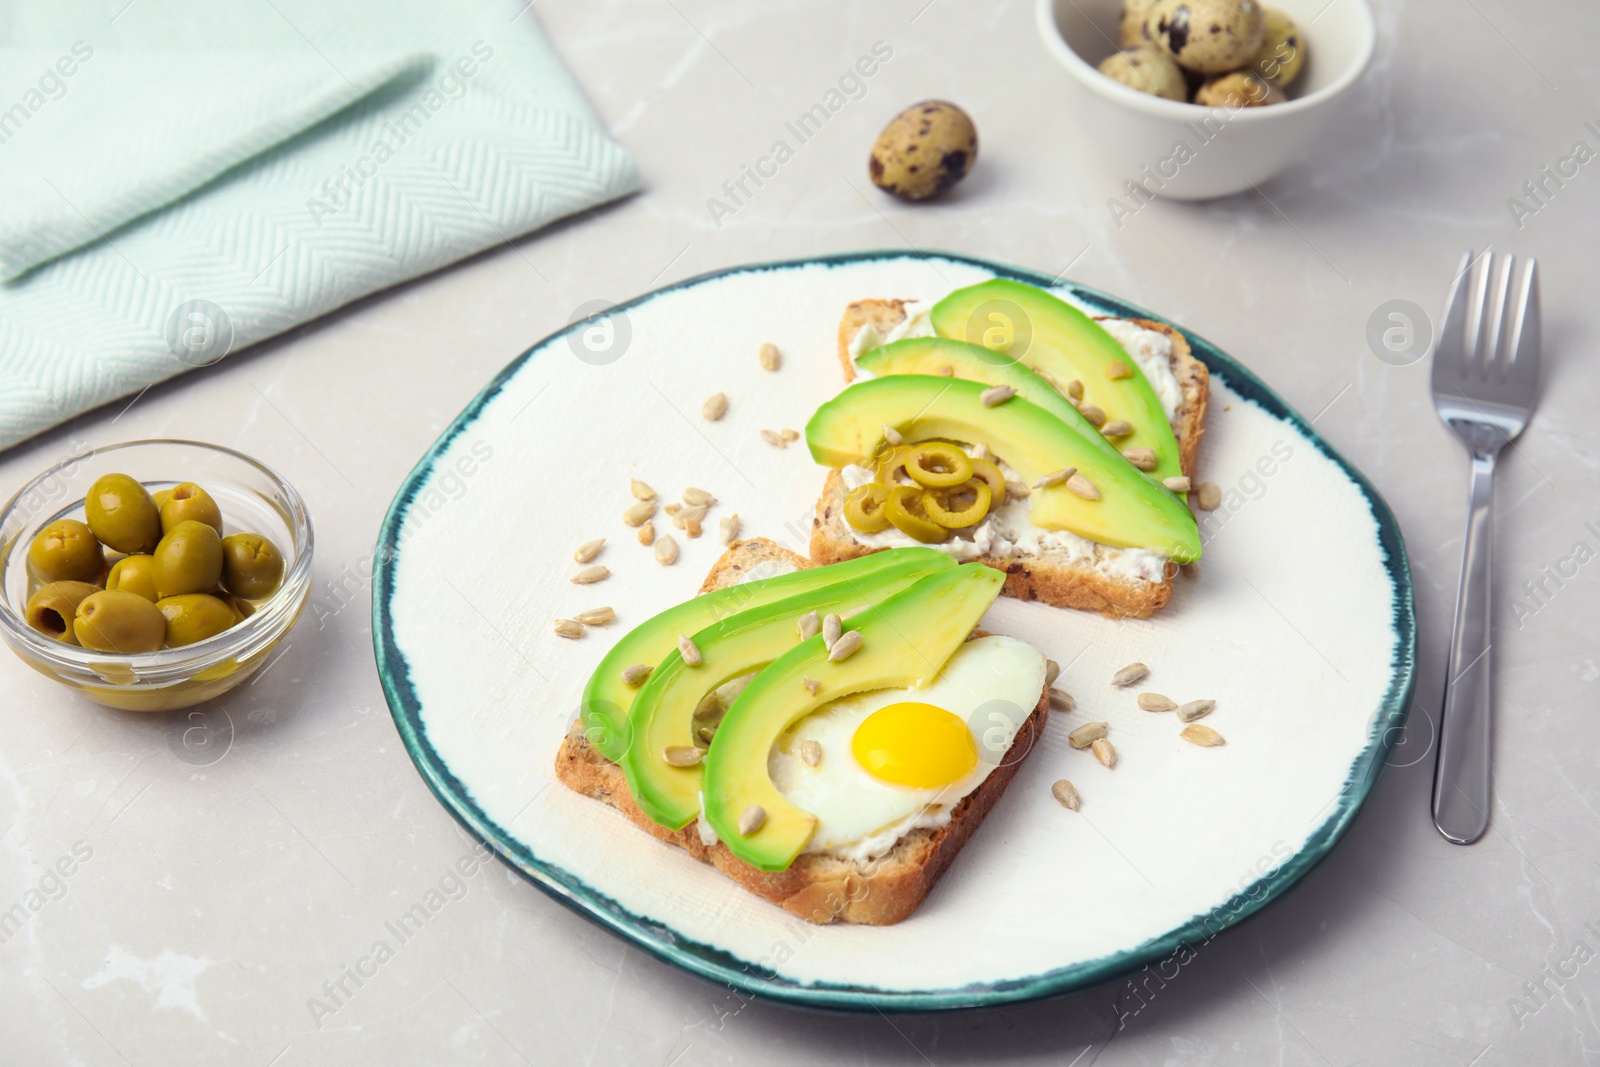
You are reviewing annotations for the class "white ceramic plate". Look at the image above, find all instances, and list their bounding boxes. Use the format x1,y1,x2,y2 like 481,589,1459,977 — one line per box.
374,251,1415,1011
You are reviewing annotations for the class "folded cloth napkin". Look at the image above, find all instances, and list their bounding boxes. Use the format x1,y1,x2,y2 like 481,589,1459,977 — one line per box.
0,0,641,451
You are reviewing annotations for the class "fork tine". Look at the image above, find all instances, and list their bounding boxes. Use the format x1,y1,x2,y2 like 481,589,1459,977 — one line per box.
1489,254,1515,381
1466,250,1493,376
1434,251,1474,379
1507,257,1541,388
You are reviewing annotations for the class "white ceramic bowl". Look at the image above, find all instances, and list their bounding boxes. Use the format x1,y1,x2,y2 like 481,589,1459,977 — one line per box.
1037,0,1375,199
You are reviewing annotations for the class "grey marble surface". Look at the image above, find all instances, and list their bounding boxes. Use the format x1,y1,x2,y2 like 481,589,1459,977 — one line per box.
3,0,1599,1063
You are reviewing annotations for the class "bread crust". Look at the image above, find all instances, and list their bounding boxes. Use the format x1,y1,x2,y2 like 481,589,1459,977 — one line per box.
553,538,1049,925
813,298,1209,619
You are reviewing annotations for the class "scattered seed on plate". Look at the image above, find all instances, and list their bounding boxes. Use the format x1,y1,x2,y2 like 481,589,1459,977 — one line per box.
677,635,702,666
573,538,605,564
936,363,955,377
1079,404,1107,428
883,424,904,446
802,677,821,696
623,500,656,527
575,606,615,626
1181,723,1226,747
637,521,656,546
761,429,786,448
1197,481,1222,510
1045,658,1061,687
683,487,716,507
739,805,766,835
663,745,703,767
798,611,820,641
1100,420,1133,438
1112,662,1148,687
1105,361,1133,380
1005,480,1031,498
553,619,584,639
822,613,841,648
970,442,990,461
1163,476,1192,493
621,663,652,687
1138,692,1178,712
1066,474,1100,500
572,565,609,585
1177,699,1216,723
1091,737,1116,768
630,479,657,501
980,384,1016,407
1034,467,1075,489
685,517,703,538
800,739,823,766
663,502,682,517
1121,448,1156,471
720,513,740,545
655,535,678,565
1048,688,1076,713
1066,379,1084,400
1051,779,1082,811
759,342,781,371
674,504,708,529
1068,721,1108,749
827,630,862,662
702,392,729,421
780,428,799,442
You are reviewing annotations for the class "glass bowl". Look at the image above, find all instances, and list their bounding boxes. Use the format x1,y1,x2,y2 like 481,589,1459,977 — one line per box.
0,440,313,711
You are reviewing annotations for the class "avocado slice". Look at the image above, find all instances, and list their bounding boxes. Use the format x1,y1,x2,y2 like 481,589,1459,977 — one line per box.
702,563,1006,871
806,375,1200,561
621,548,956,830
581,547,952,763
930,279,1185,483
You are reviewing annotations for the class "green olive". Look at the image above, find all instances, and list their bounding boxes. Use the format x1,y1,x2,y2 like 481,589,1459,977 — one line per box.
151,488,175,510
159,482,223,536
24,581,100,644
228,595,257,620
73,589,167,653
220,532,285,600
84,473,162,554
156,593,240,647
105,554,159,602
153,520,223,599
27,519,106,584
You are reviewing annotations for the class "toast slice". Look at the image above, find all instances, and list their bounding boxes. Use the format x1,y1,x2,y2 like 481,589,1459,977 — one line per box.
553,537,1049,926
811,299,1210,618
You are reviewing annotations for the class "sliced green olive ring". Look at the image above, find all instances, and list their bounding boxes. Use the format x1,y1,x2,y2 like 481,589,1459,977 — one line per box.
883,485,949,543
873,445,913,485
923,478,992,529
904,442,972,488
843,482,892,534
968,457,1006,502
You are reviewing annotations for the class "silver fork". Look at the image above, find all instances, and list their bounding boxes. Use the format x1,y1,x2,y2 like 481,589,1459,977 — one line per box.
1430,249,1541,845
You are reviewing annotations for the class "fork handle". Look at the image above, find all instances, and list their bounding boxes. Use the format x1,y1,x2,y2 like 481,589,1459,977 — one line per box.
1432,450,1496,844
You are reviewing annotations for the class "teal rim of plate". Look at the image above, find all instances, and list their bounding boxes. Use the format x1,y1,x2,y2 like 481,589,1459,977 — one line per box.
372,250,1417,1013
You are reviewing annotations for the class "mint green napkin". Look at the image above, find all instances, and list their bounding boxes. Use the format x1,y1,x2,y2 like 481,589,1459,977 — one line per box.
0,0,640,451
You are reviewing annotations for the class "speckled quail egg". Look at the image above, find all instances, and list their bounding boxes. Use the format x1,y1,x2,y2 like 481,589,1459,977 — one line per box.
1098,46,1187,101
1145,0,1267,74
1119,0,1158,47
1193,69,1286,107
869,101,978,201
1247,6,1305,87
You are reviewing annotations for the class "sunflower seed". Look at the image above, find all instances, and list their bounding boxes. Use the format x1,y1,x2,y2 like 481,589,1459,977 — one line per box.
822,613,841,648
1079,403,1107,428
663,502,682,517
981,384,1016,407
621,663,652,687
1163,476,1192,493
827,629,862,662
1066,474,1100,500
1066,379,1084,400
683,486,716,507
1177,699,1216,723
1051,779,1081,811
780,428,799,442
697,725,717,744
1112,662,1148,687
674,504,708,529
655,535,678,565
759,342,781,371
883,424,903,446
1181,723,1226,747
1045,658,1061,687
630,478,657,501
572,565,609,584
800,739,823,766
738,804,766,835
553,619,584,639
575,606,615,626
623,500,656,527
936,363,955,377
1197,481,1222,510
1068,721,1108,749
637,521,655,546
1121,448,1157,471
685,517,702,538
1100,419,1133,438
1106,360,1133,380
573,538,605,563
720,513,740,545
1048,688,1076,713
1033,467,1075,489
761,429,786,448
798,611,820,641
663,745,703,767
802,677,821,696
1004,480,1031,498
1138,692,1178,712
678,635,702,666
970,442,990,460
1091,737,1116,768
702,392,729,421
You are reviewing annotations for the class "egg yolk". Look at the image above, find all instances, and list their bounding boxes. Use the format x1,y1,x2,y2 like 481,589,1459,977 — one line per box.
851,702,977,789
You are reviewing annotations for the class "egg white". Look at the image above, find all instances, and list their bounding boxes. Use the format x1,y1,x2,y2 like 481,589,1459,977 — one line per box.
769,635,1046,863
